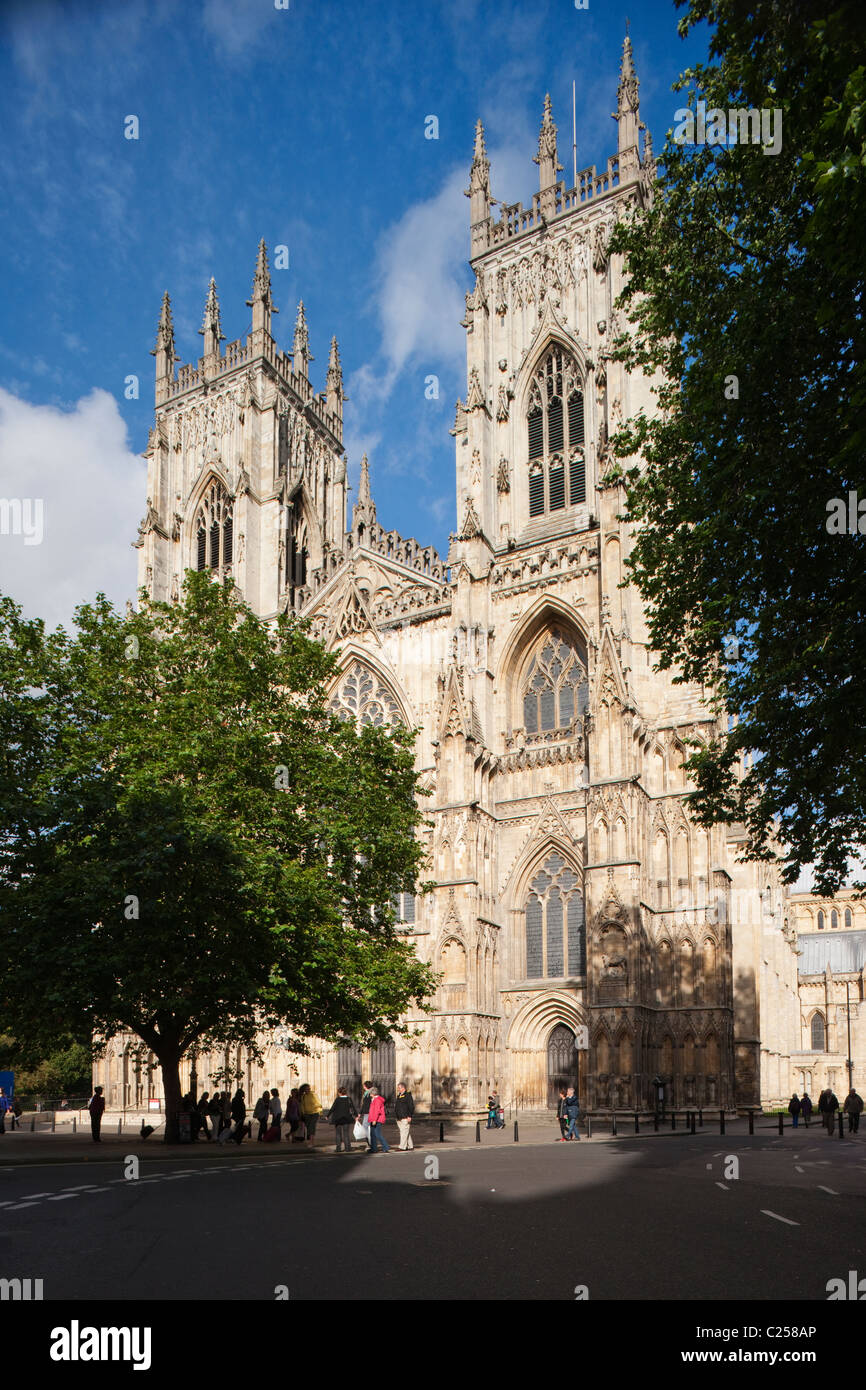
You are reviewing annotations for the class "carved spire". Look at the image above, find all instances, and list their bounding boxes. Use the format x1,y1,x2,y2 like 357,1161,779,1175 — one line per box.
246,238,277,341
613,29,641,177
352,452,377,537
151,291,176,401
465,118,493,254
199,277,224,362
326,335,344,418
534,94,563,218
293,300,312,377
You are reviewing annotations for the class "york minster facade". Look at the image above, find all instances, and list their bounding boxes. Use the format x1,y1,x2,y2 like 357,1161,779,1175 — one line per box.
101,36,810,1115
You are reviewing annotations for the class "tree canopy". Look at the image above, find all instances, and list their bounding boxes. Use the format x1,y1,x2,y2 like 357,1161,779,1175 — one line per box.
608,0,866,893
0,572,435,1138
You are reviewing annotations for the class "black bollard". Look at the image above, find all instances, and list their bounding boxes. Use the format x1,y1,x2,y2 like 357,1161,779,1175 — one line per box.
634,1112,639,1134
513,1120,519,1143
748,1110,754,1135
838,1111,844,1140
612,1111,617,1137
439,1121,444,1143
698,1108,703,1128
691,1111,696,1135
720,1109,725,1135
476,1120,481,1143
778,1113,783,1135
587,1113,592,1140
671,1111,676,1131
654,1112,659,1133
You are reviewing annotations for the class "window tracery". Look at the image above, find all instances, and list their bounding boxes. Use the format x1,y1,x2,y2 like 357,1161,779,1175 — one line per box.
524,852,585,979
329,660,401,729
194,481,233,572
520,628,587,738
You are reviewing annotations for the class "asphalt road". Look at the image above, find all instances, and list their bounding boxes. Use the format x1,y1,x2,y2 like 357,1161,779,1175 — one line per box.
2,1132,864,1301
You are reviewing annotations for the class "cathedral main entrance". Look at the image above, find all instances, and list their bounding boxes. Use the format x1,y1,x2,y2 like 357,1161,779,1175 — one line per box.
547,1024,578,1107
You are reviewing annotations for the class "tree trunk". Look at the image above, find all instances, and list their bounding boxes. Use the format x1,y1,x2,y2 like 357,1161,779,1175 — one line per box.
159,1049,182,1144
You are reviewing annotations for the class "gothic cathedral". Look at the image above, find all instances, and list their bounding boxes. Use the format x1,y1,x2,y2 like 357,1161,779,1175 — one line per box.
130,36,799,1114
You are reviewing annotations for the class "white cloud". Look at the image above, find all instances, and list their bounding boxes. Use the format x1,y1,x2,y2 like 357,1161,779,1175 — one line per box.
0,388,146,632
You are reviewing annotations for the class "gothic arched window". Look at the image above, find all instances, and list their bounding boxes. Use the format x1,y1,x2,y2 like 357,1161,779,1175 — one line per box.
831,909,839,929
194,482,233,572
811,1013,825,1050
845,908,853,928
524,852,585,979
817,910,825,931
526,346,585,517
520,628,587,738
329,660,401,729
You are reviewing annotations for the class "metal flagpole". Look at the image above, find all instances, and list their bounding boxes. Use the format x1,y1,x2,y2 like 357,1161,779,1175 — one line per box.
572,79,578,188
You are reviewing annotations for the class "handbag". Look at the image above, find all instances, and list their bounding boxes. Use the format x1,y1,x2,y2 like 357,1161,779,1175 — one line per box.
353,1120,366,1141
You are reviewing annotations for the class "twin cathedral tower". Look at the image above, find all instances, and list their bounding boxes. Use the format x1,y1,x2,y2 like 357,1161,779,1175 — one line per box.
129,36,795,1113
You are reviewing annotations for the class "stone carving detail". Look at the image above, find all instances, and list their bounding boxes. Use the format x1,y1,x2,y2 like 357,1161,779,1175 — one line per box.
496,384,510,422
466,368,486,413
458,496,482,540
496,456,510,494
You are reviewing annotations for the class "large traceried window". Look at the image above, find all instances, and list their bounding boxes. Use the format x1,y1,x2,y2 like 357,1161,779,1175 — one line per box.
195,481,233,572
329,660,401,729
526,346,586,518
811,1013,825,1050
521,628,587,738
524,853,585,979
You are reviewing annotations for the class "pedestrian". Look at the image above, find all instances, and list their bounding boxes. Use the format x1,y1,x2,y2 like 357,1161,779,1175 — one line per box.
556,1087,568,1141
230,1088,247,1144
394,1082,415,1150
359,1080,374,1150
564,1086,581,1141
0,1087,9,1136
208,1091,223,1140
843,1089,863,1134
268,1087,282,1139
367,1085,390,1153
88,1085,105,1143
486,1089,505,1129
298,1083,322,1148
824,1089,839,1135
10,1099,21,1131
801,1093,813,1127
254,1090,271,1142
327,1086,357,1152
286,1087,302,1142
198,1091,212,1140
788,1093,801,1129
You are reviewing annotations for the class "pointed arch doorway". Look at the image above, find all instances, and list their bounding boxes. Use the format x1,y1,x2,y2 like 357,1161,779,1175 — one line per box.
547,1023,578,1108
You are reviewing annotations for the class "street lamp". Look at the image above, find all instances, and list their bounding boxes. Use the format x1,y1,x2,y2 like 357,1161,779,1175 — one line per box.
846,981,854,1092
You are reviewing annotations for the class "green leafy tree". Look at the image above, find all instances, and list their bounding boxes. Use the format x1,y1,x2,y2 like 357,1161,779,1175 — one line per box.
0,573,435,1140
607,0,866,893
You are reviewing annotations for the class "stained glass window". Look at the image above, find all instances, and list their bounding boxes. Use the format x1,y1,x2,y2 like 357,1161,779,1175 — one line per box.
524,855,585,978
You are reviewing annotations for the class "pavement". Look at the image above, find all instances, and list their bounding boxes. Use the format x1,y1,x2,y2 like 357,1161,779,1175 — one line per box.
2,1126,864,1301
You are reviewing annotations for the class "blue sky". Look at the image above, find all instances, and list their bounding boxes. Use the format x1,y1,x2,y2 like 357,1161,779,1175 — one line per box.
0,0,707,630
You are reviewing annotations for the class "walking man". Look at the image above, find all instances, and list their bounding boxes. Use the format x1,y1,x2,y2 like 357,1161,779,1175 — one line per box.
564,1086,581,1141
788,1093,801,1128
359,1080,374,1150
230,1088,247,1144
824,1089,839,1135
395,1082,415,1150
801,1093,813,1127
89,1085,105,1143
328,1087,357,1152
843,1089,863,1134
556,1087,568,1141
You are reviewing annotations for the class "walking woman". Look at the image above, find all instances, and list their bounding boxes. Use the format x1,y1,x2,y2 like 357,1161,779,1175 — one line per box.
298,1083,322,1148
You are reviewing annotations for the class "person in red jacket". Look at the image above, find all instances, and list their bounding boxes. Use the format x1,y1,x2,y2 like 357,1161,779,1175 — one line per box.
367,1086,390,1153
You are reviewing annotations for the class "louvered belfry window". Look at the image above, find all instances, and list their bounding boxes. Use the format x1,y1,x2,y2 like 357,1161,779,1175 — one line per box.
193,482,233,573
525,347,586,517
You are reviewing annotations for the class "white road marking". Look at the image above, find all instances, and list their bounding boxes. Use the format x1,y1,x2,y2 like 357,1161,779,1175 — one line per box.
47,1193,78,1201
7,1202,42,1210
794,1165,805,1172
21,1193,51,1199
62,1184,98,1191
817,1185,839,1195
761,1210,799,1226
715,1182,729,1191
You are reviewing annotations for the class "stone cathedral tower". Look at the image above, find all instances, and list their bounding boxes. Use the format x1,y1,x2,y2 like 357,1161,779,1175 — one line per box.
122,35,800,1117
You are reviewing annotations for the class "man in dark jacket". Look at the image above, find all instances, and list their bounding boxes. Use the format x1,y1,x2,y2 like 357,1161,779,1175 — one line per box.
564,1087,581,1141
328,1087,357,1152
89,1086,106,1142
824,1089,839,1134
394,1083,415,1150
843,1089,863,1133
556,1088,568,1141
359,1080,374,1150
801,1093,813,1126
788,1094,801,1128
230,1088,247,1144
